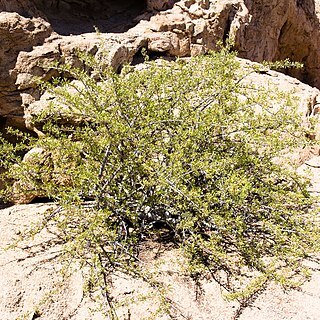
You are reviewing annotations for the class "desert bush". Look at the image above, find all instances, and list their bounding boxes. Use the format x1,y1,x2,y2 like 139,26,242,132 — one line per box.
1,48,319,318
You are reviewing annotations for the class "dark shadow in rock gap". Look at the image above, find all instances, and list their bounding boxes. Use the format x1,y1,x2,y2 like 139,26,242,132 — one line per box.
32,0,147,35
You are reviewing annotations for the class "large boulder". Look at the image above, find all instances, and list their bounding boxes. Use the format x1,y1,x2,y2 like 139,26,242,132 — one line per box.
232,0,320,88
0,12,52,117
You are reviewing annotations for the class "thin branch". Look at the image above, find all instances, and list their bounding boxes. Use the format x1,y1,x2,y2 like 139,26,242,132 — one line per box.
98,145,111,180
305,162,320,168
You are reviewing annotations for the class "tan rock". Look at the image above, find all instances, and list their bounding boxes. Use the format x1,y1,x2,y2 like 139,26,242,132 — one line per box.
0,12,52,117
189,3,204,17
148,32,175,52
1,0,320,156
231,0,320,88
148,12,188,32
10,148,48,204
237,58,320,117
190,43,206,55
1,203,320,319
10,142,82,204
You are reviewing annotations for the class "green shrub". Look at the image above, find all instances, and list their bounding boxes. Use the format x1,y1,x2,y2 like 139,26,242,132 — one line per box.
1,48,319,317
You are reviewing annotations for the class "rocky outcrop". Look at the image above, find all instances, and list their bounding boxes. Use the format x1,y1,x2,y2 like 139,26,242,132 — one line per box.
0,12,51,122
1,0,320,133
1,0,320,203
232,0,320,88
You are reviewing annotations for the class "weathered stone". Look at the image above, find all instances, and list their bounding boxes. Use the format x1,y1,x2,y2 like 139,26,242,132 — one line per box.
10,147,47,204
1,0,320,167
237,59,320,117
0,12,52,117
148,32,175,52
231,0,320,88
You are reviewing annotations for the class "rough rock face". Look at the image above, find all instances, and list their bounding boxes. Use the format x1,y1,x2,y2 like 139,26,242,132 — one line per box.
1,0,320,133
232,0,320,88
0,12,51,123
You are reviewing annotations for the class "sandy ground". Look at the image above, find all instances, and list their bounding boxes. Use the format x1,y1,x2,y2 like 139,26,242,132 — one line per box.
0,157,320,320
